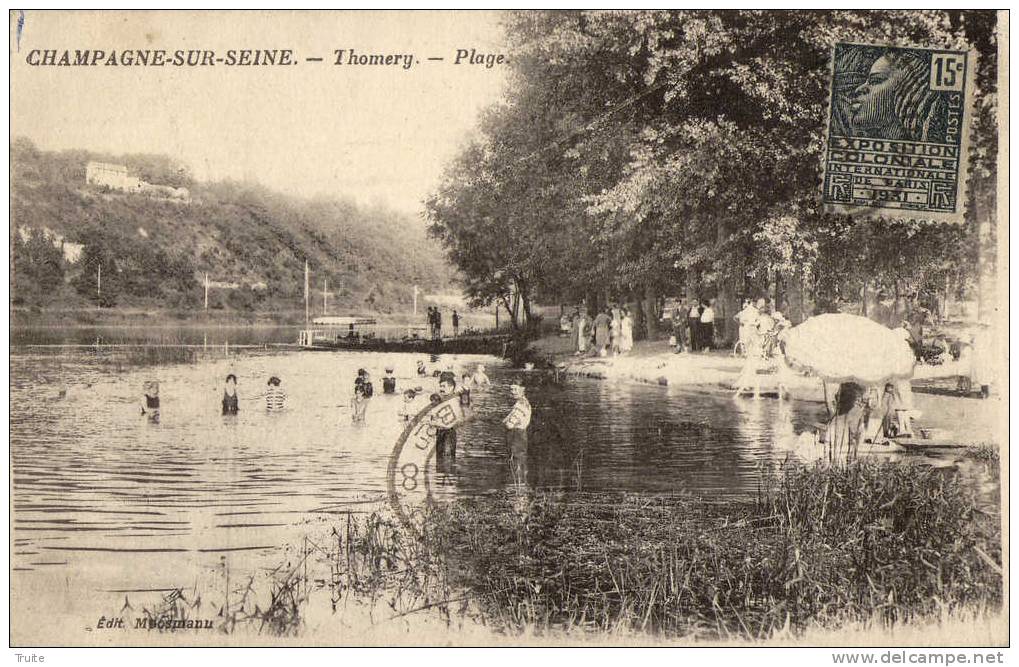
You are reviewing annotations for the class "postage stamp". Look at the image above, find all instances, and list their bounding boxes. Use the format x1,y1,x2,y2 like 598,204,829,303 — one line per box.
822,43,974,223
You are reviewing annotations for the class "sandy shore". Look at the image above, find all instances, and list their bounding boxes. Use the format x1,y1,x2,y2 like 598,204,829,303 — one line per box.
531,335,1003,448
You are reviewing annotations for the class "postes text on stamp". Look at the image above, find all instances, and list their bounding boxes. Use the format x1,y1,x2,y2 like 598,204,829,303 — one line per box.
823,43,973,223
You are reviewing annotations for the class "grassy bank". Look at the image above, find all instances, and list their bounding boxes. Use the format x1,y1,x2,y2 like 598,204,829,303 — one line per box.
164,459,1001,644
427,461,1001,639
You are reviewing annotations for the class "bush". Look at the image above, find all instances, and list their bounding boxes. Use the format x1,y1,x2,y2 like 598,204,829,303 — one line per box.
420,461,1001,638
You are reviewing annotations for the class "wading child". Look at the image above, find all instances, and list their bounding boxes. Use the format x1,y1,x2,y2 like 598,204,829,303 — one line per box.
433,377,458,457
382,367,397,394
399,389,419,422
140,380,160,421
265,376,287,412
503,384,532,484
351,383,368,424
471,364,490,387
222,374,239,415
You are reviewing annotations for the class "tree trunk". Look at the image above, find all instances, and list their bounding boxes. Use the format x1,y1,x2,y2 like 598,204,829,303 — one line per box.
510,281,521,329
499,295,518,332
520,288,535,334
717,278,738,346
643,285,658,340
589,290,603,317
715,217,739,346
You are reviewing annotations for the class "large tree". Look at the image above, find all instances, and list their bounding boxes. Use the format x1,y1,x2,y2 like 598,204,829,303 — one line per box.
428,10,998,341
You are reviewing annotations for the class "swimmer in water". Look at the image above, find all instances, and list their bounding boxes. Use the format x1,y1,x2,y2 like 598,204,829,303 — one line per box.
140,380,160,420
222,374,239,415
382,367,397,394
472,364,490,387
59,381,94,400
417,360,428,377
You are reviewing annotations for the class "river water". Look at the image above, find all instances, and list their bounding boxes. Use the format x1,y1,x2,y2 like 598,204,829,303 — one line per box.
9,325,999,643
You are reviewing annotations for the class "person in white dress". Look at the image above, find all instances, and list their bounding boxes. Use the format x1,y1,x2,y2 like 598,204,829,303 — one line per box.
610,307,622,356
734,299,761,356
620,308,634,354
699,299,716,352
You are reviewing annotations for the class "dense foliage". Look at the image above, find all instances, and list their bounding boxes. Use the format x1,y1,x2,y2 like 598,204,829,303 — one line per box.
11,227,66,306
426,11,998,339
430,461,1001,636
11,138,455,313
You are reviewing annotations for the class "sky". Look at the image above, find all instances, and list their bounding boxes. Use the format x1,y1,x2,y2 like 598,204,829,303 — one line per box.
10,10,510,215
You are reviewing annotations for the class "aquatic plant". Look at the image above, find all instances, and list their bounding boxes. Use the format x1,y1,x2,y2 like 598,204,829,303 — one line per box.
422,461,1002,639
964,443,1000,464
200,460,1002,642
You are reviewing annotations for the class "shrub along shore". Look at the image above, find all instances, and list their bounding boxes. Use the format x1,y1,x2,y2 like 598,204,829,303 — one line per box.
422,459,1002,639
187,457,1001,643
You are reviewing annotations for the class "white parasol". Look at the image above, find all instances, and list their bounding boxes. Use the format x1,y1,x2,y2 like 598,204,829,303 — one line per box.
780,313,915,386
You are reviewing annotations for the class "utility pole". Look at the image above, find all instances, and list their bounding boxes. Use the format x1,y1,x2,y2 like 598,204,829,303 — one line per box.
204,273,209,310
304,261,310,325
96,264,102,307
323,278,328,315
413,284,419,316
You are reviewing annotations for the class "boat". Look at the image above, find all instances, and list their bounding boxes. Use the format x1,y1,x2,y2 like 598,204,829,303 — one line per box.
298,316,379,349
298,316,512,354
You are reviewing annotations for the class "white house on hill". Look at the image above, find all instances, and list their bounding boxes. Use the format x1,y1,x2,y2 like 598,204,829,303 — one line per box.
85,161,190,202
86,161,141,191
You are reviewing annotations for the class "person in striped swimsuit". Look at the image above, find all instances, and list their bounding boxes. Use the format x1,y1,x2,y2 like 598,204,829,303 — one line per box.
265,376,287,412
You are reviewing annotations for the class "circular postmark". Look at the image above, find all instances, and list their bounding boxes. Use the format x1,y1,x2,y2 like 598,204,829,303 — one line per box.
387,393,467,538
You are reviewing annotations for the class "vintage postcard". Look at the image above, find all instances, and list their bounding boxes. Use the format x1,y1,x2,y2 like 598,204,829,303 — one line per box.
7,9,1008,656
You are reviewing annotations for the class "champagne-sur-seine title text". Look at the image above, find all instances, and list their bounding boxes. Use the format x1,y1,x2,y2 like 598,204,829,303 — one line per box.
24,48,506,69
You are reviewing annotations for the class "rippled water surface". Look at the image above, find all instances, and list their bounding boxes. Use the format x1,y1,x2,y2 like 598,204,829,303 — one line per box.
9,331,997,640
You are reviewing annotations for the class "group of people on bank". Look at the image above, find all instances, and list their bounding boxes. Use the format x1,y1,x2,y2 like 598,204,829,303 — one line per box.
425,307,461,340
669,298,718,353
730,298,794,400
564,306,635,357
732,297,791,360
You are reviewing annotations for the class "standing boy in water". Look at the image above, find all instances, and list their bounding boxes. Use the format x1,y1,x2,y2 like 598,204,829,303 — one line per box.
503,384,532,484
399,389,419,421
433,376,458,456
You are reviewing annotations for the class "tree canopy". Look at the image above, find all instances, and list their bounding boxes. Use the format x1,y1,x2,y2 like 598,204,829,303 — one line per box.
426,10,998,338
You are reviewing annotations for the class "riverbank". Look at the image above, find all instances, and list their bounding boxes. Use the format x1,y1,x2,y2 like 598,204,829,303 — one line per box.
530,335,1004,449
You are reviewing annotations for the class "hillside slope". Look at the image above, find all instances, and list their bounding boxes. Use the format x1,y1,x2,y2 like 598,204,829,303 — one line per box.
10,138,456,314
